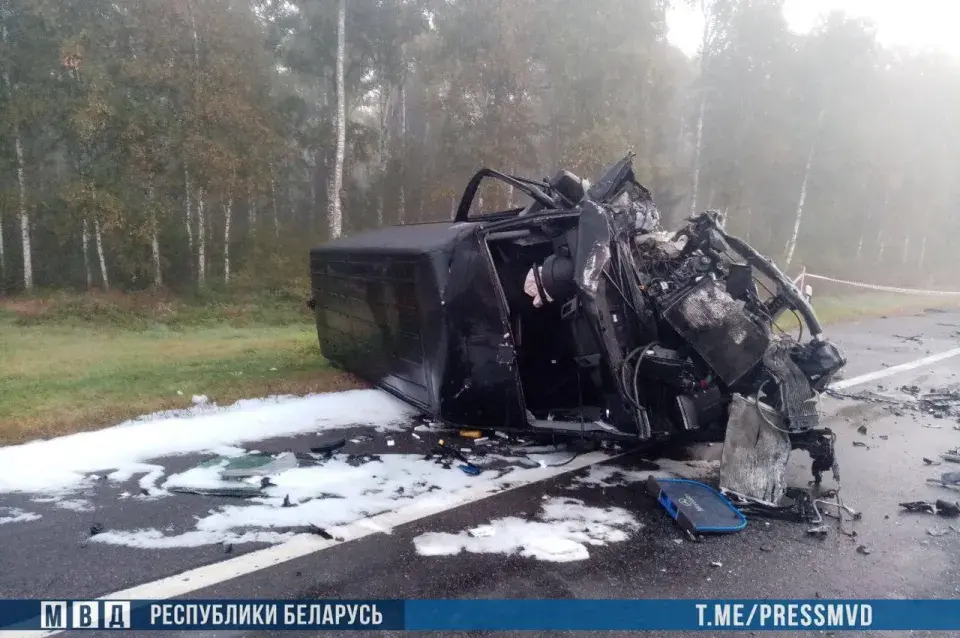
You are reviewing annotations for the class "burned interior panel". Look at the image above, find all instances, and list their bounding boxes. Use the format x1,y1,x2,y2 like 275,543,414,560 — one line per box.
309,153,848,500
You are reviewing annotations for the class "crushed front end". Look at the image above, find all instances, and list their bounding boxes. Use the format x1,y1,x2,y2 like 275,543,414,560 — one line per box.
510,153,847,500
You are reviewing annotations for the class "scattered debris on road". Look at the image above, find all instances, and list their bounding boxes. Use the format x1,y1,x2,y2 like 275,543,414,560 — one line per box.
939,501,960,517
939,471,960,485
899,500,960,517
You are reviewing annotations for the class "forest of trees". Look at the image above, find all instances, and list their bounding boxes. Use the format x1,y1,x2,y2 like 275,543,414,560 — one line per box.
1,0,959,295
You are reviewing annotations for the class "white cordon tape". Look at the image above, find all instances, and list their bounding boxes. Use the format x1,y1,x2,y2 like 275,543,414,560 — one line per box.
801,273,960,297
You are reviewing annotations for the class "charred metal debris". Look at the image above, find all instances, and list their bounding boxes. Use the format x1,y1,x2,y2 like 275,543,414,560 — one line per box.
309,152,848,504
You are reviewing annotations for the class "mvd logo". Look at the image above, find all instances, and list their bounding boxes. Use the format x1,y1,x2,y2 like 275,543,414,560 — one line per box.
41,601,132,630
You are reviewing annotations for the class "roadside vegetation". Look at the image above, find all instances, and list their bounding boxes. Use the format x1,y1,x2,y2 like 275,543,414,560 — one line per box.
0,289,362,445
774,293,960,336
1,289,956,446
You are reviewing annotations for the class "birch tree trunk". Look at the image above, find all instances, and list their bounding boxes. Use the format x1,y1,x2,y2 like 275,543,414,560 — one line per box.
184,166,194,254
376,86,389,227
94,217,109,292
224,197,232,284
2,10,31,292
270,171,279,237
148,185,161,287
248,182,256,233
855,205,874,261
186,0,201,261
918,235,927,271
397,80,406,224
0,207,4,283
82,218,92,290
0,11,4,285
328,0,346,239
224,172,233,284
690,96,705,215
689,2,713,216
13,123,31,291
151,225,161,287
197,187,206,286
784,108,826,268
309,172,317,231
783,143,813,268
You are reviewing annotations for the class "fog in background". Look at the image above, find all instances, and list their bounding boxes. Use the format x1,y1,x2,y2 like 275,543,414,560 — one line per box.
0,0,957,294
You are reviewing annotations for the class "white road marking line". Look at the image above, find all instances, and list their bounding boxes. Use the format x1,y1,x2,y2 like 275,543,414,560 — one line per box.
829,346,960,390
15,451,619,638
15,346,960,638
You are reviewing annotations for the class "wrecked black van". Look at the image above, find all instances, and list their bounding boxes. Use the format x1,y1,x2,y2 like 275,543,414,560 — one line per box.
308,153,847,493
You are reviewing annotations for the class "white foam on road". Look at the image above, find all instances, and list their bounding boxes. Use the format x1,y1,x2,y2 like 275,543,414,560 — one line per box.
0,507,42,525
0,389,417,495
413,496,641,562
92,454,518,550
53,499,94,513
82,450,617,608
92,529,296,550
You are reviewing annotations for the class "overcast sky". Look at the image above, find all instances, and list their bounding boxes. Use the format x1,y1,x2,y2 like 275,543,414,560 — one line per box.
667,0,960,57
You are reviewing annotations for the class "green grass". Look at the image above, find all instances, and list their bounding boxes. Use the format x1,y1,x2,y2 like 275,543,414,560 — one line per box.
0,292,362,445
775,293,960,335
1,287,312,330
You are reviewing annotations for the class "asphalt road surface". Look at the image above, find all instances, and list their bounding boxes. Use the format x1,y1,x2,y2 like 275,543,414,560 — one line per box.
3,307,960,637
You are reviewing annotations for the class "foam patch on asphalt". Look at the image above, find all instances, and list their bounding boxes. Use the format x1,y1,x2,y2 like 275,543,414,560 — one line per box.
30,496,94,512
54,499,94,512
0,389,417,495
0,507,42,525
90,454,521,549
90,529,296,549
412,496,641,562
